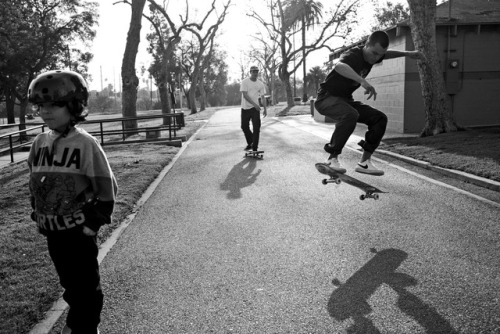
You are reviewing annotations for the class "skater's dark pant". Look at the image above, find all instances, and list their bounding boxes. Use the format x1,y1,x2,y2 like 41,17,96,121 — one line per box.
47,227,103,334
241,108,261,150
315,94,387,156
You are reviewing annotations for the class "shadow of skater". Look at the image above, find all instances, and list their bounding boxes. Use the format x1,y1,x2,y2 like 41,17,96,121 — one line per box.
220,158,261,199
327,248,458,334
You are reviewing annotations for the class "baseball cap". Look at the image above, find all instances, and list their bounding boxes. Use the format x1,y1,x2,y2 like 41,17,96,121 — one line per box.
250,66,259,72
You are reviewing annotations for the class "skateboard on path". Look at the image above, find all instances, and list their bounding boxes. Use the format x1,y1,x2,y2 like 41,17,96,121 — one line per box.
315,163,386,200
245,150,264,159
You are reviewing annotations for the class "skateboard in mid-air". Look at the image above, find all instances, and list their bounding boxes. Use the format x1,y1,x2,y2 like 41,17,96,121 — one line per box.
245,150,264,159
315,163,386,200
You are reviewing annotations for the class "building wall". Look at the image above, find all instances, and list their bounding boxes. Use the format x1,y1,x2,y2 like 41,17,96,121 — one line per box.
445,25,500,127
360,24,500,133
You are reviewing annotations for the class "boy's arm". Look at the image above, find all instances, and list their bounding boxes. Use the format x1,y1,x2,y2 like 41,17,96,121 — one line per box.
242,91,261,110
385,50,424,60
262,92,267,117
82,141,118,235
334,62,378,100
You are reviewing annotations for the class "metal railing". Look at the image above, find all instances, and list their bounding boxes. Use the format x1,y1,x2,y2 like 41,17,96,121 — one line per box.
0,125,46,163
0,113,185,165
82,113,185,145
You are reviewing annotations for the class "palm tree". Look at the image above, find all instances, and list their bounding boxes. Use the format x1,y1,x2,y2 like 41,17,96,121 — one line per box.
306,66,326,97
283,0,323,102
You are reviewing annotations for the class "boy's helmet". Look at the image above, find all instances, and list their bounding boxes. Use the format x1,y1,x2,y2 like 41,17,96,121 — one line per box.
28,70,89,106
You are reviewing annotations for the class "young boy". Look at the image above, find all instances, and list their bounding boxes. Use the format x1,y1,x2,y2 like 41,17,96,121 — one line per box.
27,70,118,334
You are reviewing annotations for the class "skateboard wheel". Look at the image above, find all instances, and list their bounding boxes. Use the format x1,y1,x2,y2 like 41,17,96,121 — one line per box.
334,179,341,185
322,179,328,185
373,194,379,200
360,195,366,200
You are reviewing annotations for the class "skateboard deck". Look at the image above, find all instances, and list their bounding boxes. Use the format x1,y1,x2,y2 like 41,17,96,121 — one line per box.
315,163,386,200
245,150,264,159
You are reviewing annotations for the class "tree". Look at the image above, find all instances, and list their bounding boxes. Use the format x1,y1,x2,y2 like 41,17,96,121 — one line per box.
249,34,280,105
305,65,326,98
0,0,97,127
374,1,410,30
202,47,228,107
406,0,461,136
118,0,147,135
224,82,241,106
283,0,323,102
145,0,196,120
249,0,360,114
182,0,231,114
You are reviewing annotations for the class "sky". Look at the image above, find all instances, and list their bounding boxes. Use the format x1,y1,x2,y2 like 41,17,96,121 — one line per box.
85,0,396,91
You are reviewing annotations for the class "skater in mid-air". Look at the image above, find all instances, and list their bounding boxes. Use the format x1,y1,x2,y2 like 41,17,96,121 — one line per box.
315,30,423,176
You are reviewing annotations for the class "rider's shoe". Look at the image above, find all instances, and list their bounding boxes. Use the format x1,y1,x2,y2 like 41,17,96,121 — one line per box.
355,159,384,176
326,157,347,174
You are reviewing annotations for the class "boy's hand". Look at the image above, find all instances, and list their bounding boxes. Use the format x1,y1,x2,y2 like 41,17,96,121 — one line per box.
361,80,377,101
263,109,267,118
82,226,97,236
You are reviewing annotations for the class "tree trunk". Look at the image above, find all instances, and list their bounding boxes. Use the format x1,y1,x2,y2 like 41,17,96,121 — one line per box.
18,99,28,141
158,82,171,125
199,78,207,111
278,62,294,114
407,0,460,137
188,70,199,114
121,0,146,135
5,89,16,124
271,71,276,105
301,19,307,102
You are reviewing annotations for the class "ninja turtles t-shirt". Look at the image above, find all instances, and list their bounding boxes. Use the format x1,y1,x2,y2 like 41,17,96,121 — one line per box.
28,127,117,232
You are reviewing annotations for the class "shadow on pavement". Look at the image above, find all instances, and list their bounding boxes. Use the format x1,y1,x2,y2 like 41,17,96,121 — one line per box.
327,248,458,334
220,158,261,199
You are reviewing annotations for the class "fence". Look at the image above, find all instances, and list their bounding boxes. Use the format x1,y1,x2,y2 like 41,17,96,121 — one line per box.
0,113,185,165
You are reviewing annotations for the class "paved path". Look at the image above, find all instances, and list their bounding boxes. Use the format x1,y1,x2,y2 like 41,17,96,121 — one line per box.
93,108,498,333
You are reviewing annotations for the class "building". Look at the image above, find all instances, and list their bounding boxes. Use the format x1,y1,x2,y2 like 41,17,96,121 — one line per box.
325,0,500,134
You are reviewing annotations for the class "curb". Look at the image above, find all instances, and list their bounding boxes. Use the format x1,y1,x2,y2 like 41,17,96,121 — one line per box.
376,149,500,192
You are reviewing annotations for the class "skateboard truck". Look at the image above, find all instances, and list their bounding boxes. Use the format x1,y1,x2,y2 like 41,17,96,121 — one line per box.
321,176,379,200
322,177,341,185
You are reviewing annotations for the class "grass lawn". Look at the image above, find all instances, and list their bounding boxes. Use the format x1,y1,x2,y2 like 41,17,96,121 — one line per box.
0,107,219,334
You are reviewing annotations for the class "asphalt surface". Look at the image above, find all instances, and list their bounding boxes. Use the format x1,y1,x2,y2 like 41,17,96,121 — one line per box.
95,108,499,334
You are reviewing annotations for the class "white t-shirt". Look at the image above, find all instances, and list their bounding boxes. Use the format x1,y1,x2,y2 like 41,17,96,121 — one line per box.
240,77,267,110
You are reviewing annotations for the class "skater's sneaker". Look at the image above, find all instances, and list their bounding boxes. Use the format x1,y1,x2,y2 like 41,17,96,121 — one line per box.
355,159,384,176
244,145,252,151
325,157,346,174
